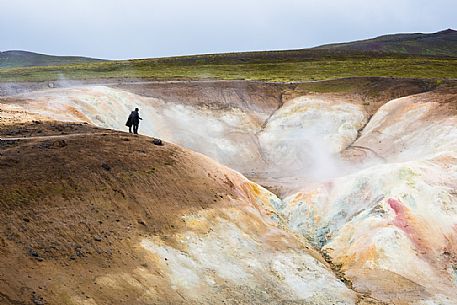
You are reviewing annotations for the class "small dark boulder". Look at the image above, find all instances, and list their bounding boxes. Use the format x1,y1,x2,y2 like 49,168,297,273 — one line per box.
152,138,164,146
138,219,146,226
101,163,111,171
28,248,39,257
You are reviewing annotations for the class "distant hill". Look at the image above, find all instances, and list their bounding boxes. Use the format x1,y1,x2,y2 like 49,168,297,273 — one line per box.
1,29,456,71
1,29,457,82
0,50,104,68
314,29,457,57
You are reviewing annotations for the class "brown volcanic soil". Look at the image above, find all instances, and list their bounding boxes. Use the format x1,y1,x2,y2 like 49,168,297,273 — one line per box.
0,122,102,138
0,124,247,305
114,80,288,113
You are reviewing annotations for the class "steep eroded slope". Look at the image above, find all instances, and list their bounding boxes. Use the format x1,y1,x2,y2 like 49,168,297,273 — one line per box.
0,125,357,305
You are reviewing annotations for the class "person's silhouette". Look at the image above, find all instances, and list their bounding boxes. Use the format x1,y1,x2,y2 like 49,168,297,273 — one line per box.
126,108,143,134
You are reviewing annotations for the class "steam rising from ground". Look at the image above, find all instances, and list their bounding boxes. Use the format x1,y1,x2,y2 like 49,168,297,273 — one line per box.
278,91,457,304
3,84,457,304
5,86,373,193
257,97,367,186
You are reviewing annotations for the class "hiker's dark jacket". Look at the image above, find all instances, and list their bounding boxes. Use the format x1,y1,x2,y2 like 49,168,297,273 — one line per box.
131,111,140,125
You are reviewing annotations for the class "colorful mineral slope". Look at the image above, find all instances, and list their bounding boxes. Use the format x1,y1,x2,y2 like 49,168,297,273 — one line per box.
280,90,457,304
2,81,457,304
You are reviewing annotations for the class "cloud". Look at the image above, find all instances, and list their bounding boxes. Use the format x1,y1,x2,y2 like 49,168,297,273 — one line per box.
0,0,455,59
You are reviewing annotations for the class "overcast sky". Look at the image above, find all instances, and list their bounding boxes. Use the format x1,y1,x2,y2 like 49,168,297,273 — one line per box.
1,0,455,59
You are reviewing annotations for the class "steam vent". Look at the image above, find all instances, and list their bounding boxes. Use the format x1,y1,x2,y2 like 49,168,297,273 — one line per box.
0,76,456,305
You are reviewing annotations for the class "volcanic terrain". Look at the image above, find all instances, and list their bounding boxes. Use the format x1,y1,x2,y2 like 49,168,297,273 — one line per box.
1,76,457,305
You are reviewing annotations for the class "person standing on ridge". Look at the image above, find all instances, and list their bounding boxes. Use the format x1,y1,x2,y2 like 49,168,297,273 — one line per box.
126,108,143,134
